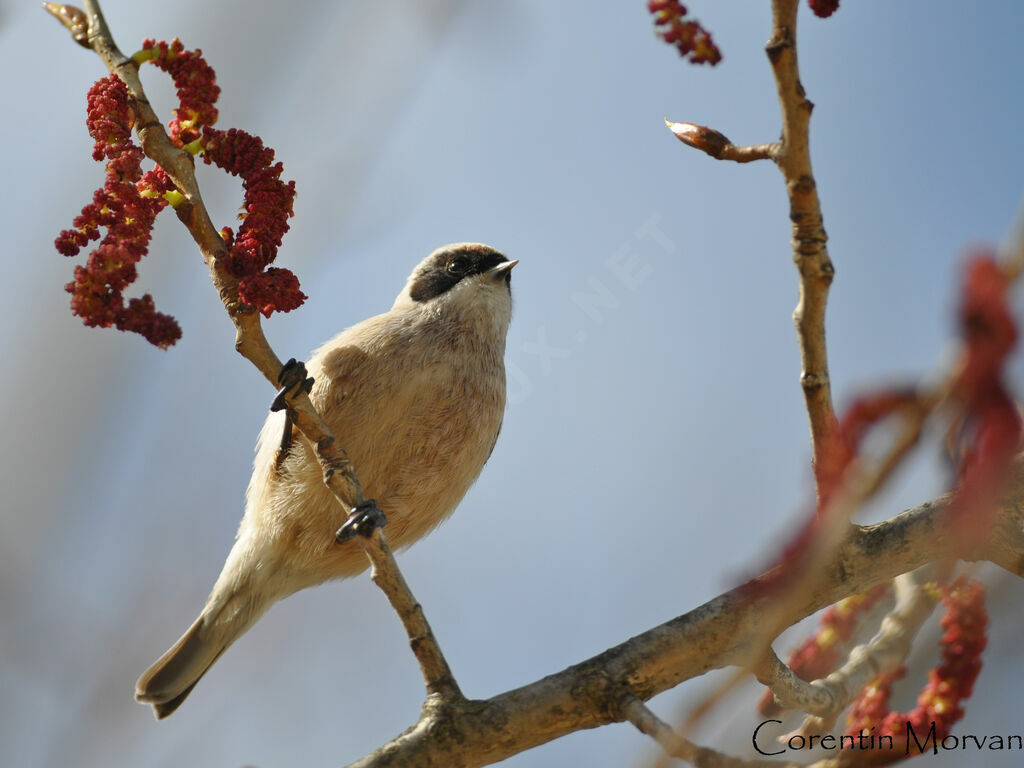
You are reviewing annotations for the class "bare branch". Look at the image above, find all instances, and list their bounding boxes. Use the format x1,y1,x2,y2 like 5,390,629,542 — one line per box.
766,0,838,492
51,0,457,701
622,694,794,768
365,529,462,700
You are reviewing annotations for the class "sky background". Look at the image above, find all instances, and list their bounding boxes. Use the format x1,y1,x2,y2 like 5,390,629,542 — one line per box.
2,1,1023,766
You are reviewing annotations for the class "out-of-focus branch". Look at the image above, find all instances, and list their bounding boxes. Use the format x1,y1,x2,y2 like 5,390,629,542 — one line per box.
678,668,750,738
742,386,937,666
1001,202,1024,282
49,0,458,702
754,650,835,718
346,465,1024,768
796,568,941,734
623,694,795,768
754,568,941,733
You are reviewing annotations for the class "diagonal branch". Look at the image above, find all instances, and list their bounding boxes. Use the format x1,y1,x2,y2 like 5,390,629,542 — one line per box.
622,694,796,768
50,0,459,702
345,464,1024,768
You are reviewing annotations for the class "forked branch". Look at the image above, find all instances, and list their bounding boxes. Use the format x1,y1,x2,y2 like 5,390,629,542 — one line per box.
667,0,838,494
345,468,1024,767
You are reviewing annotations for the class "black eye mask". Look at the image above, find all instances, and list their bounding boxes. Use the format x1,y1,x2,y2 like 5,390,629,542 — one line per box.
409,245,508,303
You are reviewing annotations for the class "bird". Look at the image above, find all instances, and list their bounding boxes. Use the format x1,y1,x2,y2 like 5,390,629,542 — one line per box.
135,243,516,718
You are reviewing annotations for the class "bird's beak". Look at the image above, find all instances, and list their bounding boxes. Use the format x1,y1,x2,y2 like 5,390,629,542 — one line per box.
486,259,519,281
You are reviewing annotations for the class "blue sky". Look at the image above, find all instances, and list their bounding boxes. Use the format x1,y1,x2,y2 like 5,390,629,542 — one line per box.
2,2,1023,766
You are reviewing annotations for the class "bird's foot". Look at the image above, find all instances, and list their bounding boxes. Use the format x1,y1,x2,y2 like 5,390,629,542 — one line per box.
271,359,315,468
270,358,315,413
336,500,387,542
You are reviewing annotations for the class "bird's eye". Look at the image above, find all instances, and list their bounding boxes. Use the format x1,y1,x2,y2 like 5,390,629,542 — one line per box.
447,256,470,275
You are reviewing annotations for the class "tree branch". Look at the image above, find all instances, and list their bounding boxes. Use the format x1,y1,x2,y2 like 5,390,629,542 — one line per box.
365,530,462,700
345,465,1024,767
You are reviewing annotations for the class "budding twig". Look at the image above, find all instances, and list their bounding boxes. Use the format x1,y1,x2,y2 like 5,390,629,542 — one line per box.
665,120,779,163
665,0,838,495
51,0,458,701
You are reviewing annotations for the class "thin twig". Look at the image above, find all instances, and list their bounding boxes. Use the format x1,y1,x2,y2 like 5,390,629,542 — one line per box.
678,668,750,737
622,694,795,768
766,0,838,493
52,0,458,700
365,529,462,699
649,670,751,768
624,694,699,764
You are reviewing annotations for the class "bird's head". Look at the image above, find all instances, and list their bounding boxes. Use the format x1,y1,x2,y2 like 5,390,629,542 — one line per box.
393,243,517,336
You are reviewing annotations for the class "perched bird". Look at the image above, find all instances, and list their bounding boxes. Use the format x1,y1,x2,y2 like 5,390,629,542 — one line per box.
136,243,516,718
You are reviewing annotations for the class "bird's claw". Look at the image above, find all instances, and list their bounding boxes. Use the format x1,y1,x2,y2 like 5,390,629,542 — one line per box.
271,358,314,413
336,500,387,542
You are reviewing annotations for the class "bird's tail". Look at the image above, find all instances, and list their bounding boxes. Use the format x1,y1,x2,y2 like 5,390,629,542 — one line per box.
135,573,267,719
